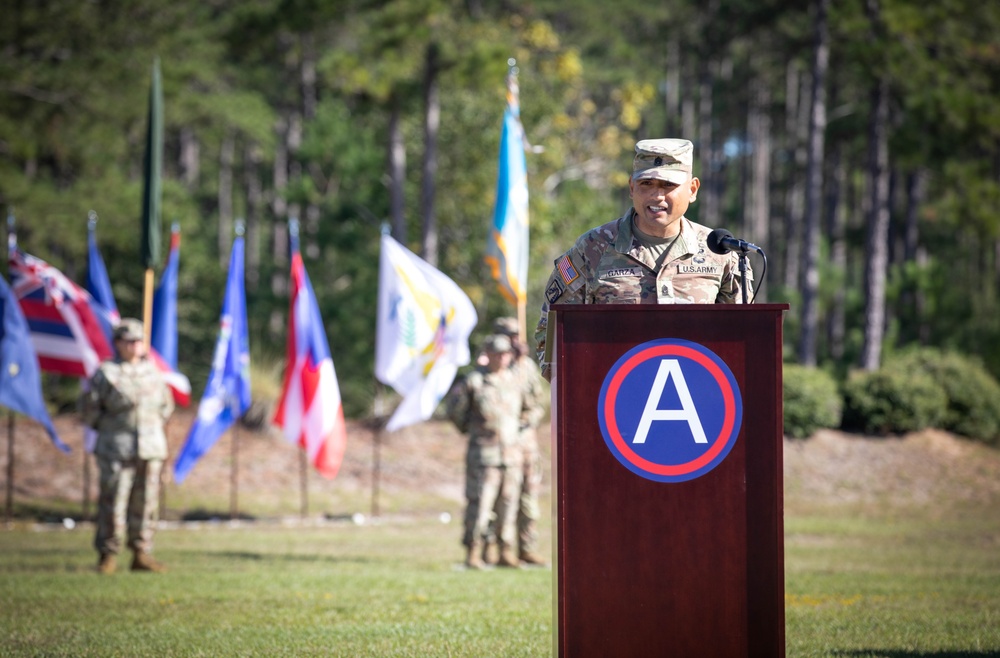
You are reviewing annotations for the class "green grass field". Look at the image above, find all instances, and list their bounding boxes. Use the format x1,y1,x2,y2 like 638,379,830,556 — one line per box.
2,501,999,657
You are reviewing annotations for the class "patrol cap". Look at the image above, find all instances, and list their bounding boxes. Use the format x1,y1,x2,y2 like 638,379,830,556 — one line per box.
114,318,144,342
631,138,694,184
482,333,512,354
492,317,518,337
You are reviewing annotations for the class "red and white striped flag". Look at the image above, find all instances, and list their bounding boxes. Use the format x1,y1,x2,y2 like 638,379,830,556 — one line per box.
272,224,347,479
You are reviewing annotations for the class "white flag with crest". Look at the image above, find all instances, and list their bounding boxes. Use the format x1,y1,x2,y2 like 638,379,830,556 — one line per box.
375,233,478,432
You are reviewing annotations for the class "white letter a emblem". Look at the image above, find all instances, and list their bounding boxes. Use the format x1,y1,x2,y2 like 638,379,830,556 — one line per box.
632,359,708,444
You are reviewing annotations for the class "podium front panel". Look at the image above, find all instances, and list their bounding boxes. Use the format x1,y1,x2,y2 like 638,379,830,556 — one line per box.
551,304,786,657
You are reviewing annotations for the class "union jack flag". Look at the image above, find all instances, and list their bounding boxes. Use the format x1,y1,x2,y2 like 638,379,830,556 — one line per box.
8,248,113,378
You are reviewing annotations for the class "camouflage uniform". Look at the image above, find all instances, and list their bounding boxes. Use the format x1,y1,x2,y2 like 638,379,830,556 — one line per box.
446,360,524,561
509,353,547,561
534,208,752,377
81,351,174,561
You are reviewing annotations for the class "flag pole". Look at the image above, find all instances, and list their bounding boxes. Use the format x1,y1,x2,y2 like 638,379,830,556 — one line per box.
5,213,15,527
230,425,239,520
372,382,386,519
140,57,163,352
4,413,13,527
299,450,309,518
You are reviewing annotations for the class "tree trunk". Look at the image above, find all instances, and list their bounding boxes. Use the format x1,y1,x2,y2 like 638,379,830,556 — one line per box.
218,131,235,268
300,34,317,123
388,95,407,242
244,143,263,290
798,0,829,367
824,141,847,362
665,40,681,136
179,126,199,189
901,169,927,344
697,63,717,228
746,71,772,302
861,76,891,371
783,62,807,293
420,42,440,266
270,114,291,336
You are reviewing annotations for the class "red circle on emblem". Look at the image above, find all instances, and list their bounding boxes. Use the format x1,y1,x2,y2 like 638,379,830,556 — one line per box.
601,344,737,476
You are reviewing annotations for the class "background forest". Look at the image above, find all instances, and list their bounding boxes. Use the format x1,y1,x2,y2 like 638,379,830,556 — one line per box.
3,0,1000,423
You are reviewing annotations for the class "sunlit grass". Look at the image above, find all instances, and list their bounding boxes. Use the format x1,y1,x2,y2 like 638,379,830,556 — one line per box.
2,501,999,656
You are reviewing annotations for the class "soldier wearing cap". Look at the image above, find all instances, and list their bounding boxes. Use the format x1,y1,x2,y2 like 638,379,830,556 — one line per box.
80,318,174,574
479,317,547,566
534,138,752,378
446,333,525,569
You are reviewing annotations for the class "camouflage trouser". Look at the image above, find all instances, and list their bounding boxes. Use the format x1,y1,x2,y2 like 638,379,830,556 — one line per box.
463,462,522,548
517,430,542,554
94,455,163,556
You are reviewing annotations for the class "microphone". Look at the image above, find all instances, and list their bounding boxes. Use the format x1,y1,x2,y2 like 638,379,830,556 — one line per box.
706,228,761,255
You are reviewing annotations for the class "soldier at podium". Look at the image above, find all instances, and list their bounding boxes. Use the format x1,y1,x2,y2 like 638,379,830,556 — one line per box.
534,137,753,379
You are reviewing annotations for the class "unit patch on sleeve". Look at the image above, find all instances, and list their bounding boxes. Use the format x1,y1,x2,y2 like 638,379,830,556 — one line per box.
545,278,566,304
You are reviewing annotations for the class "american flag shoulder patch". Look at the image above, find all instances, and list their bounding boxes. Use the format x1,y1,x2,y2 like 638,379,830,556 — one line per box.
556,255,579,285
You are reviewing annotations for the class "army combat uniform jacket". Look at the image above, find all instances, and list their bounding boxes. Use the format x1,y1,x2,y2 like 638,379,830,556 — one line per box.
534,209,752,376
446,366,523,468
81,357,174,461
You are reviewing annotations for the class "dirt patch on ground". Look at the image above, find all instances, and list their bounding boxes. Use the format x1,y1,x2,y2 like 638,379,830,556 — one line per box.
4,410,1000,521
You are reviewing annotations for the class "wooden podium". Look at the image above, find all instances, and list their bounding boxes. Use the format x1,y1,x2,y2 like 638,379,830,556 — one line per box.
549,304,788,657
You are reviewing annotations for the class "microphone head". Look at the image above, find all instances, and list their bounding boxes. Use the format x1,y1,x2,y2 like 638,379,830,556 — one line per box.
706,228,734,255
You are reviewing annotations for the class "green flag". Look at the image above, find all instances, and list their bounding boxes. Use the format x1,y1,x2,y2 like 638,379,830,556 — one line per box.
140,58,163,269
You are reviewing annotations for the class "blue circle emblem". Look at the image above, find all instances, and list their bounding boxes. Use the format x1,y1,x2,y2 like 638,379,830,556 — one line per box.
597,338,743,483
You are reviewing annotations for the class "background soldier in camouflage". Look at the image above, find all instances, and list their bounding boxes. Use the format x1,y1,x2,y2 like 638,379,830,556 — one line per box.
446,334,524,569
490,317,547,566
535,138,753,379
80,318,175,575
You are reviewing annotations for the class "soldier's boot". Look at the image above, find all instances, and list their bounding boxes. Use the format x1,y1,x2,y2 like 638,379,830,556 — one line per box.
131,551,168,573
97,553,117,575
481,540,496,565
518,550,547,566
496,544,520,568
465,541,484,570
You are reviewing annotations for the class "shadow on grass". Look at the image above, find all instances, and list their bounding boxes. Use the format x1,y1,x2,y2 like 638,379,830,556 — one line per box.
181,508,257,522
833,649,1000,658
189,550,381,566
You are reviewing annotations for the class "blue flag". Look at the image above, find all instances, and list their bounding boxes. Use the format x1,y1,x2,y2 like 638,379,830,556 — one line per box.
151,223,180,368
484,68,530,307
0,274,69,452
85,215,120,346
173,233,251,483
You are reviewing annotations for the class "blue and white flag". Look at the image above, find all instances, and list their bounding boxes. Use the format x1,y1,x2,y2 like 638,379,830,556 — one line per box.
173,232,251,483
484,68,530,306
0,273,68,452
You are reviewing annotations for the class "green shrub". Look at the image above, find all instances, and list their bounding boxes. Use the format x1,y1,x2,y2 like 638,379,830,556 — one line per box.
841,367,947,436
782,364,842,439
887,348,1000,445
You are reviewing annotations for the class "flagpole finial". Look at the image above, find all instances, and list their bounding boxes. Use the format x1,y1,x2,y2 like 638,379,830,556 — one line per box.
380,222,390,236
289,217,300,238
507,57,518,77
235,219,246,237
88,210,98,231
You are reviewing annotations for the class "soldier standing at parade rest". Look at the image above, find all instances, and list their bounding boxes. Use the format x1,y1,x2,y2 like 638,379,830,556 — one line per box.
446,334,524,570
490,317,547,566
81,318,175,575
534,138,753,380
